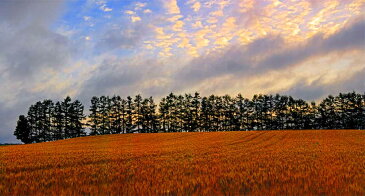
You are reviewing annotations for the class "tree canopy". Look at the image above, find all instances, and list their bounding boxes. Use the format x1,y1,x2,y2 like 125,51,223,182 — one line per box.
14,92,365,143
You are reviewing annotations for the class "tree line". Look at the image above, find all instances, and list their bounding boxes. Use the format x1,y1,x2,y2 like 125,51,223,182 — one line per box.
14,92,365,144
14,97,85,144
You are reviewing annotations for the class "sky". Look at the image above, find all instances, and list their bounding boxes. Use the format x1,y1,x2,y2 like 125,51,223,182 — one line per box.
0,0,364,143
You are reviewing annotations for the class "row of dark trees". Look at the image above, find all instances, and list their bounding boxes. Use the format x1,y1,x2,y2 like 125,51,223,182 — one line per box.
14,97,85,143
88,95,159,135
15,92,365,143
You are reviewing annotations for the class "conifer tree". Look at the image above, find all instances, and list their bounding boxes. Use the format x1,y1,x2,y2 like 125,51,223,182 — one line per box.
141,98,150,133
70,100,85,137
27,104,39,142
126,96,135,133
159,97,168,132
120,98,127,133
134,94,143,132
53,101,64,140
14,115,32,144
191,92,201,132
148,97,159,132
41,100,54,141
61,96,72,138
110,96,123,134
166,93,176,132
183,94,193,132
89,96,100,135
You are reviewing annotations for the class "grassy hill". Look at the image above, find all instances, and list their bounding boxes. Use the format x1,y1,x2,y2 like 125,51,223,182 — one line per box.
0,130,364,195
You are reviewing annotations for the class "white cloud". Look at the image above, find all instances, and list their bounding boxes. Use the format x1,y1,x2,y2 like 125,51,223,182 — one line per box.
125,10,136,15
131,16,142,23
83,16,91,21
192,2,201,12
167,15,183,22
163,0,180,14
100,4,112,12
143,9,152,14
136,2,147,8
172,20,184,31
192,21,203,28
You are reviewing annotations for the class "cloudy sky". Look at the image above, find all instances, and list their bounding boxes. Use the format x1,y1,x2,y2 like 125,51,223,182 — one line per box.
0,0,364,143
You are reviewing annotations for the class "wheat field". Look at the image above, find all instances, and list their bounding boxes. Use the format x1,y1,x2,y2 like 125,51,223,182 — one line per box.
0,130,364,195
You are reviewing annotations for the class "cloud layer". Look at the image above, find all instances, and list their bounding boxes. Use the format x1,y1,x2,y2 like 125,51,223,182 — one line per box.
0,0,364,143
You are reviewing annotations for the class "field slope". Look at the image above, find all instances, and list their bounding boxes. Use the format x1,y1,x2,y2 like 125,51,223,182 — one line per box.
0,130,364,195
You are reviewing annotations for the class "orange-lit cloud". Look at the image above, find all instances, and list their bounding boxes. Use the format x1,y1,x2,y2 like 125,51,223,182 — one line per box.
163,0,181,14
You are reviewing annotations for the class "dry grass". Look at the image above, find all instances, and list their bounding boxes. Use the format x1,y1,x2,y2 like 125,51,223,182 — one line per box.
0,130,364,195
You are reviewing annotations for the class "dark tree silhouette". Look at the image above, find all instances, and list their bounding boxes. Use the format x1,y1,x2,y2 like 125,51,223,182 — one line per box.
148,97,159,132
16,96,85,143
159,97,168,132
126,96,135,133
14,115,32,144
134,94,143,133
41,100,54,141
61,96,72,139
89,96,100,135
110,96,123,134
53,102,64,140
69,100,86,137
141,98,150,133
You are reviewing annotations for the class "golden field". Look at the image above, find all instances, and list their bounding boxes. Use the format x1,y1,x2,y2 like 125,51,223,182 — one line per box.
0,130,364,195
